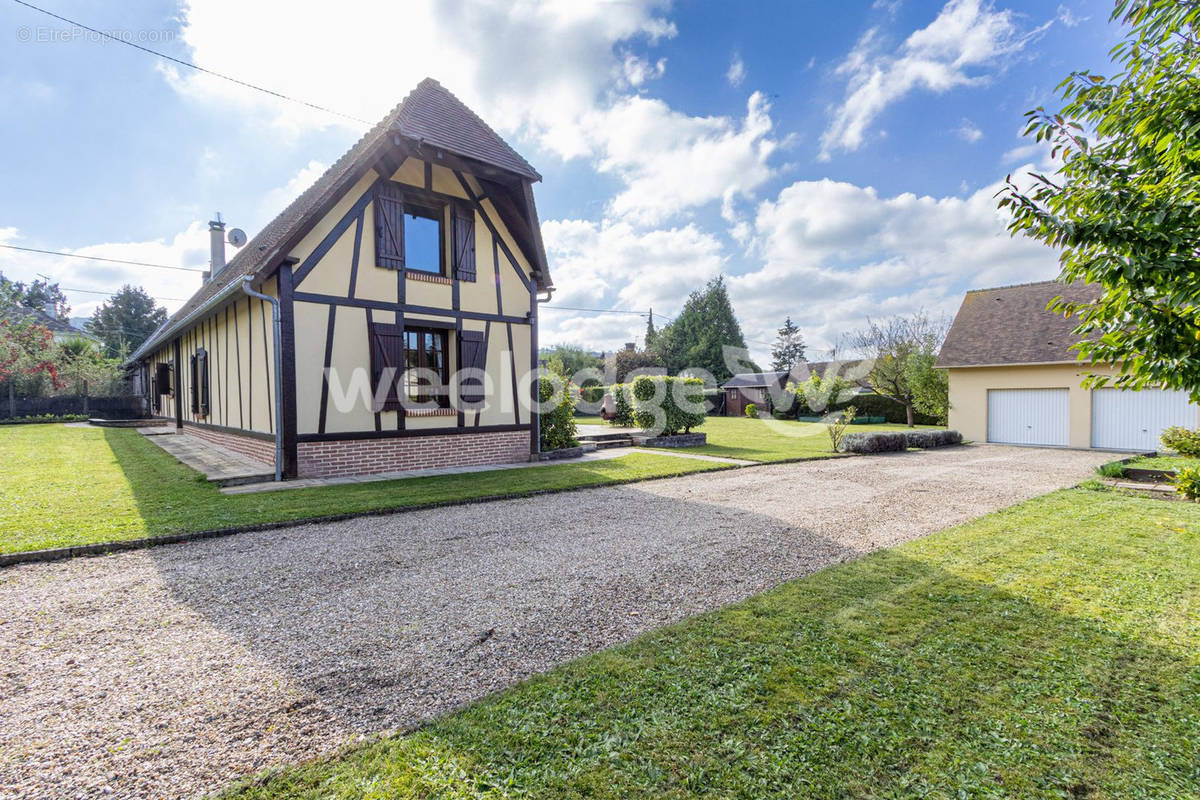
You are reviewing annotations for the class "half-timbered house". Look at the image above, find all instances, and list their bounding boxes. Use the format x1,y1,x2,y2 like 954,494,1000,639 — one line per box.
130,79,553,479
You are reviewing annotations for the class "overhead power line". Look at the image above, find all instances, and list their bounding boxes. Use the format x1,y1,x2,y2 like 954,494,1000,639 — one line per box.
59,286,187,302
1,244,205,273
541,305,648,316
10,0,370,126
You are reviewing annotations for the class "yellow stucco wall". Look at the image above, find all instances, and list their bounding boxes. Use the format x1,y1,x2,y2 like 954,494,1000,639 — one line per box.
147,280,278,435
948,362,1121,448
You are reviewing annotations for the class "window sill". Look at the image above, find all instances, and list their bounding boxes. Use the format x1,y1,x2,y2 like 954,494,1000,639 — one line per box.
406,271,452,285
404,407,456,417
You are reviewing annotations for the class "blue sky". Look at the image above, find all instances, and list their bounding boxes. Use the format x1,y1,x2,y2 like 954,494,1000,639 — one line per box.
0,0,1119,361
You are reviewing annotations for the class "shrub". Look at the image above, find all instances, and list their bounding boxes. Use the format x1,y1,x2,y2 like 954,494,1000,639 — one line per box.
538,372,578,451
1160,426,1200,457
607,384,637,427
631,375,707,435
838,431,909,454
826,405,856,451
0,413,90,425
1172,465,1200,501
1097,460,1127,479
579,384,606,405
904,429,964,448
744,402,758,419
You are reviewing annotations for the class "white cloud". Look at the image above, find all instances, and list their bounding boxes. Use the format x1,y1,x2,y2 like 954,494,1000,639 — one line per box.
955,118,984,143
726,169,1061,359
538,219,725,348
617,52,667,89
1056,4,1088,27
0,224,211,320
169,0,676,159
590,92,779,225
726,53,746,87
821,0,1040,159
0,161,336,322
259,160,328,220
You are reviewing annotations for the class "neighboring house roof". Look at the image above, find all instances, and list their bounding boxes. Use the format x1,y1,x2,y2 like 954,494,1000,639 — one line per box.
722,360,874,390
722,371,788,389
937,280,1102,368
2,305,94,339
131,78,549,363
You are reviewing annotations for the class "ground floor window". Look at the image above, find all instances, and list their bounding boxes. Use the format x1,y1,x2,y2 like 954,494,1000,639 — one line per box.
403,328,448,407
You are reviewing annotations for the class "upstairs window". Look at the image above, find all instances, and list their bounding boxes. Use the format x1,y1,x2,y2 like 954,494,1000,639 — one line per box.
374,182,445,275
404,204,443,274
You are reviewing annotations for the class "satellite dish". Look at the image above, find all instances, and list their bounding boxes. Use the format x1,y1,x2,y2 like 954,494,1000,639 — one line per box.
227,228,248,248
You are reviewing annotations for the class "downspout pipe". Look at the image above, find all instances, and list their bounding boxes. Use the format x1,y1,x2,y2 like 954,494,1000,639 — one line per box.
241,276,283,482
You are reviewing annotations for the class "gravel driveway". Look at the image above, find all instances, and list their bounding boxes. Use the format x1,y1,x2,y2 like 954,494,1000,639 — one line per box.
0,444,1109,798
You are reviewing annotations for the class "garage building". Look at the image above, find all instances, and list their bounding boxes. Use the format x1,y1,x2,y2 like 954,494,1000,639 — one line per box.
938,280,1199,451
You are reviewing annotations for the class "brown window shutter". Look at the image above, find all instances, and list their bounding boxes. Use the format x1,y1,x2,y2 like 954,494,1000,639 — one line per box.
374,183,405,270
457,329,486,403
369,321,405,411
197,349,210,417
189,354,198,414
453,203,476,282
155,362,171,393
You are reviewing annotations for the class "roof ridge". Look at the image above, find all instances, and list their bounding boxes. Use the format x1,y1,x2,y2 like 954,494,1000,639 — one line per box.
398,78,540,181
965,278,1065,294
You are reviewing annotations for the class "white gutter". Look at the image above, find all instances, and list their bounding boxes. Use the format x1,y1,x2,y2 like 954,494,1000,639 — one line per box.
240,276,283,482
127,276,249,364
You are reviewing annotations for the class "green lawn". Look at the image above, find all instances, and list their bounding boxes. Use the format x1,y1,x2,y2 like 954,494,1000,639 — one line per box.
578,414,942,462
0,424,727,554
224,489,1200,799
1127,454,1200,472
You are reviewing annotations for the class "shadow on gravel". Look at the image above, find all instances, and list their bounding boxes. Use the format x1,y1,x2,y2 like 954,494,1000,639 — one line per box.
148,486,864,735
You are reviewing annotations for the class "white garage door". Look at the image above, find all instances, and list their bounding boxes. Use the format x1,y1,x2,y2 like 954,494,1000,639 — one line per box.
987,388,1069,447
1091,388,1198,451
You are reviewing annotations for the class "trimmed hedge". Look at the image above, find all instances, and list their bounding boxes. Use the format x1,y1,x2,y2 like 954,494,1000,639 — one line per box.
0,413,90,425
904,429,963,449
631,375,707,435
838,431,909,454
606,377,707,434
780,391,940,426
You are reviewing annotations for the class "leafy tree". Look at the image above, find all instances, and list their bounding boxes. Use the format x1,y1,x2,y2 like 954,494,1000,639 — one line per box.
542,344,602,384
791,370,853,415
609,347,663,383
0,318,63,394
905,351,949,424
849,311,948,427
770,316,806,372
86,285,167,359
998,0,1200,399
654,276,755,384
0,272,70,319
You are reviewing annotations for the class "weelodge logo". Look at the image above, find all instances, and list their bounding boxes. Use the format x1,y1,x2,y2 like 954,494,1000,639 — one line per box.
322,344,874,438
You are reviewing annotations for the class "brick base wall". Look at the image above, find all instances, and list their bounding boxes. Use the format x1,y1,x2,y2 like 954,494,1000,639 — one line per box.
297,430,531,478
183,423,275,466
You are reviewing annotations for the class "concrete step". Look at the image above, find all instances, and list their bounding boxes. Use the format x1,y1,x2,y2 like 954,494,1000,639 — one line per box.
578,431,638,443
214,471,278,488
592,438,634,449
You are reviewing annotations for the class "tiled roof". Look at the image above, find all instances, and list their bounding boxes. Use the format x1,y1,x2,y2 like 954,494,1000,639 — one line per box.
722,371,788,389
132,78,543,361
722,360,873,389
936,280,1102,368
2,305,89,337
